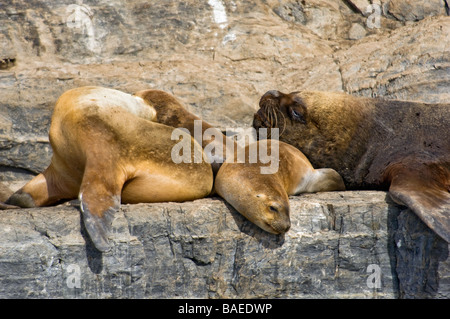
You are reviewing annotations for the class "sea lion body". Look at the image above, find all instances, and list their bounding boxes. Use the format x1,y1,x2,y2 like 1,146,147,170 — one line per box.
6,86,213,251
253,90,450,242
134,89,237,173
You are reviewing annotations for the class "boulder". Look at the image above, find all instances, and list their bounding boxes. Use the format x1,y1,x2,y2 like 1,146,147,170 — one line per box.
388,0,448,21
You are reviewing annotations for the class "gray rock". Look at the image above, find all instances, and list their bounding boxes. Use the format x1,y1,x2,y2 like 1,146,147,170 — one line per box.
0,191,448,298
348,23,367,39
345,0,371,15
336,16,450,102
388,0,448,21
273,1,306,24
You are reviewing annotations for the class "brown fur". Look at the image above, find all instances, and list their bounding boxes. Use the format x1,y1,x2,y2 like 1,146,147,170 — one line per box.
253,90,450,242
4,86,213,251
135,89,236,173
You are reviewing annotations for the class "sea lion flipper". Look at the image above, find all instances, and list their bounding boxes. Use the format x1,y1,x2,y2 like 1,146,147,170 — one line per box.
0,202,20,210
388,169,450,243
79,192,119,252
78,170,123,252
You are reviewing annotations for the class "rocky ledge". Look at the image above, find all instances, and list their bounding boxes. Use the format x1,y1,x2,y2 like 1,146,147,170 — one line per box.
1,0,449,300
0,191,448,299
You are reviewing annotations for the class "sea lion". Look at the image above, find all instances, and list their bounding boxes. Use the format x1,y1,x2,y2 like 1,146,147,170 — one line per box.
3,86,214,252
214,139,345,234
253,90,450,242
133,89,238,174
135,89,345,234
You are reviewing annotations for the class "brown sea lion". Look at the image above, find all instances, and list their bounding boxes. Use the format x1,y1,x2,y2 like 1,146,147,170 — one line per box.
215,139,345,234
253,90,450,242
4,86,214,252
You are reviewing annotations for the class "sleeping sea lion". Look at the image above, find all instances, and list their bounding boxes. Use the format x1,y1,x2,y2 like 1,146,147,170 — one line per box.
4,86,213,251
215,139,345,234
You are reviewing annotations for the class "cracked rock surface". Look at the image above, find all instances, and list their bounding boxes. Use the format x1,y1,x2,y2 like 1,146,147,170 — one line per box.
0,192,449,298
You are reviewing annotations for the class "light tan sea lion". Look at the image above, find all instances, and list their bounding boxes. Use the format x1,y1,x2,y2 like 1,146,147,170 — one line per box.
4,86,213,252
253,90,450,243
215,139,345,234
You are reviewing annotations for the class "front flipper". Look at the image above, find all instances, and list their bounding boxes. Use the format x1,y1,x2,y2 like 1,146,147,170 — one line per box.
78,163,124,252
79,192,119,252
388,165,450,243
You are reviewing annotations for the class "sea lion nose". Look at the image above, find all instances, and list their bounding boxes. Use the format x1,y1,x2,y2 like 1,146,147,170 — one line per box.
268,202,291,233
271,217,291,234
253,109,270,129
252,111,265,137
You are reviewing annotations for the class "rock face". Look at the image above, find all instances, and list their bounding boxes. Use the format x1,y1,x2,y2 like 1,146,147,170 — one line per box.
0,191,448,299
1,0,449,179
0,0,449,298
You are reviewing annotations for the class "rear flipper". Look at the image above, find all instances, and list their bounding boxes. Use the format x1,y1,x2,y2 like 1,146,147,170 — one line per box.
388,165,450,243
0,201,19,210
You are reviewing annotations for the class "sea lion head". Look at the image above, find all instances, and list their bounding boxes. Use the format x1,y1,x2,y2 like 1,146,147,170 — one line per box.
215,162,291,234
253,90,368,174
253,90,307,140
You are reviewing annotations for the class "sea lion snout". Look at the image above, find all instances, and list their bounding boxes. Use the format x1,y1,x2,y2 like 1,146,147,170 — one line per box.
263,201,291,234
253,108,271,130
253,91,284,137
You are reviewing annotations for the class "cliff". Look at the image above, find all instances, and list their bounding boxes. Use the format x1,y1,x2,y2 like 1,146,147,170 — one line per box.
0,0,449,298
1,191,448,299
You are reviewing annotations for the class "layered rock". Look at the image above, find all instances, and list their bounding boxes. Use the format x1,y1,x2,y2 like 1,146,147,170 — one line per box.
0,191,448,299
1,0,449,179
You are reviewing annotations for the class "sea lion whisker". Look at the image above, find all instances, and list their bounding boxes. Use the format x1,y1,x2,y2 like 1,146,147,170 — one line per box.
278,111,287,137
